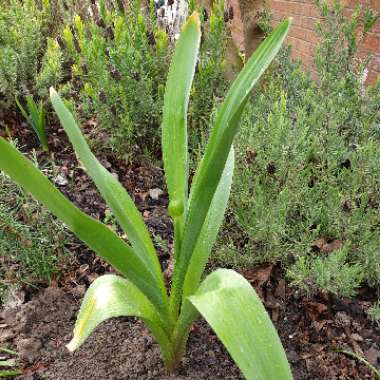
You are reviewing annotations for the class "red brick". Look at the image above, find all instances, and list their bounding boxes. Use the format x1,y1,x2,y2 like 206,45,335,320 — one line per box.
267,0,380,84
363,34,380,51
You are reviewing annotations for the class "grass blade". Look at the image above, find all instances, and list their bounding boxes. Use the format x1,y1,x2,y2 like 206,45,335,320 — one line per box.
189,269,293,380
0,138,164,313
171,19,292,316
162,12,201,246
0,361,15,367
0,370,22,378
16,96,48,151
50,88,167,308
336,349,380,380
0,348,17,356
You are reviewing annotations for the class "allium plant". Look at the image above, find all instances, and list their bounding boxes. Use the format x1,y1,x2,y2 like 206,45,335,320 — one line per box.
0,13,292,379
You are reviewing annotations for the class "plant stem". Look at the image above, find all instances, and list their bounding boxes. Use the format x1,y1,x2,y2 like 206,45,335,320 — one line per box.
170,300,199,366
336,349,380,380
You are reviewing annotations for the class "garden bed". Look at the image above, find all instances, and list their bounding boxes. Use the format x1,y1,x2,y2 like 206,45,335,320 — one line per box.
1,1,379,378
1,266,379,379
0,131,379,379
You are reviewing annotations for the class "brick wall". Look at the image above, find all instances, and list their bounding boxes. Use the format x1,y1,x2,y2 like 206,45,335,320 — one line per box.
269,0,380,84
227,0,380,84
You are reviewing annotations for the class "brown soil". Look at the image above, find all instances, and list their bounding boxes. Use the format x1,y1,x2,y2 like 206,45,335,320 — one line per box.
1,267,379,379
1,287,242,380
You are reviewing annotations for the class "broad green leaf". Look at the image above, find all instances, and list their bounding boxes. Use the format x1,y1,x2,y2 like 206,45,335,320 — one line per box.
162,12,201,234
0,138,164,314
50,88,166,305
189,269,293,380
171,19,292,315
182,147,234,299
67,275,174,364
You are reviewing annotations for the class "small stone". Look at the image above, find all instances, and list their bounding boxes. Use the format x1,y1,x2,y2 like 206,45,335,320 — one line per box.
350,333,363,342
17,338,42,363
54,174,68,186
365,346,380,365
287,349,299,363
2,286,25,310
71,285,86,298
149,188,164,200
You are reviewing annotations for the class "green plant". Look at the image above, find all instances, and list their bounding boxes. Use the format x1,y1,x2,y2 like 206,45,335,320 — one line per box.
57,0,229,160
367,301,380,323
287,248,364,297
189,0,228,141
336,349,380,380
0,13,292,379
0,347,21,378
58,0,169,159
0,0,65,108
217,1,380,297
0,164,68,291
15,95,48,151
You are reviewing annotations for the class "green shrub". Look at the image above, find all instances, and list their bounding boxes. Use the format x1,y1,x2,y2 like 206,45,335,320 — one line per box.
59,1,169,159
0,0,228,160
0,0,79,108
367,301,380,322
0,154,69,291
287,247,364,298
217,1,380,297
58,0,228,159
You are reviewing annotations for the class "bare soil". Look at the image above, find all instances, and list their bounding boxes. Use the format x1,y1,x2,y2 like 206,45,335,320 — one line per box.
1,287,242,380
1,268,379,379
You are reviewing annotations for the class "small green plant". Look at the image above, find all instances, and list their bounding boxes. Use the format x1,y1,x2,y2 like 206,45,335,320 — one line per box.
0,347,21,378
367,301,380,323
15,96,48,151
0,164,68,293
287,248,364,297
336,349,380,380
0,13,292,379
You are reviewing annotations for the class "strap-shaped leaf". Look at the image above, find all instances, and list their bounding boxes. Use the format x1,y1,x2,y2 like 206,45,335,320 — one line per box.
15,96,48,151
170,149,235,353
189,269,293,380
67,274,174,365
162,12,201,233
182,147,234,299
0,138,164,314
50,88,166,304
171,19,292,315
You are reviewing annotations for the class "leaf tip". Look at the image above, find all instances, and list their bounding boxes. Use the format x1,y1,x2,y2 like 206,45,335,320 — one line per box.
188,11,201,31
